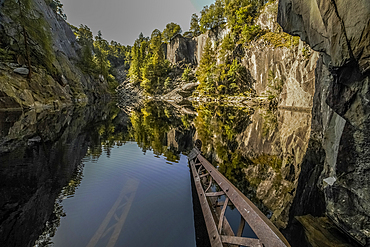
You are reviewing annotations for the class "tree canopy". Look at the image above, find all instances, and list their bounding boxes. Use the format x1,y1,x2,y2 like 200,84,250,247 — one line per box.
162,22,182,43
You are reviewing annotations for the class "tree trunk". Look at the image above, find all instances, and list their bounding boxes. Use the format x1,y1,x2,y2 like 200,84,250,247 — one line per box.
23,25,32,80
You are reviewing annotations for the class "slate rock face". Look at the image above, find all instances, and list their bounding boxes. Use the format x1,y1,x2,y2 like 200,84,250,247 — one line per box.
165,34,197,65
278,0,370,244
278,0,370,72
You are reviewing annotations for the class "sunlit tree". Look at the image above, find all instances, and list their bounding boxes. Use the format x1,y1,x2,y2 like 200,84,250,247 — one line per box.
162,22,182,43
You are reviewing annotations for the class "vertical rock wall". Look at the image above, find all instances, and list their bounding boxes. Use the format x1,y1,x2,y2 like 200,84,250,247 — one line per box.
278,0,370,245
242,39,318,109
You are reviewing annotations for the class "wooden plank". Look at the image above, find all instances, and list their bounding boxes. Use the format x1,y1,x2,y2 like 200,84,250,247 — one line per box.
196,154,291,247
217,197,229,233
190,160,223,247
221,235,262,247
237,216,246,237
205,191,225,197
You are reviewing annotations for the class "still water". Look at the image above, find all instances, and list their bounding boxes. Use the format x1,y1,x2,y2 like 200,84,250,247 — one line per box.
0,100,317,246
48,144,195,247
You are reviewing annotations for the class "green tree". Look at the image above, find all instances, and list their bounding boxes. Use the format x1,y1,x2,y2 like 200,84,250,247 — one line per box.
219,33,235,62
128,33,149,83
141,29,170,94
75,24,96,73
196,38,217,95
45,0,67,20
199,0,226,34
183,31,194,38
94,30,110,81
162,22,182,43
189,13,201,37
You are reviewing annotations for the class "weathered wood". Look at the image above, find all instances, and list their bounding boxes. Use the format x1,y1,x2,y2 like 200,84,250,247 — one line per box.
237,216,246,237
188,147,291,247
190,160,223,247
221,235,262,247
218,197,229,233
205,191,225,197
196,154,291,247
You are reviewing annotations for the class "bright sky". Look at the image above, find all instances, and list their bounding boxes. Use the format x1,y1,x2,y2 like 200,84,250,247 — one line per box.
61,0,215,46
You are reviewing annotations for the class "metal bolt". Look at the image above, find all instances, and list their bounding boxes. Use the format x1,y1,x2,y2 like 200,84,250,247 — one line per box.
213,235,216,239
226,188,229,192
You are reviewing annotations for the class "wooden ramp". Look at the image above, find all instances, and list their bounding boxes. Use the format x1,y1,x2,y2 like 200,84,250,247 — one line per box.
188,147,291,247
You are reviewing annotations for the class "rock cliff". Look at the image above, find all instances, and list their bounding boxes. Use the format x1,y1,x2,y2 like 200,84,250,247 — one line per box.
0,0,111,110
278,0,370,245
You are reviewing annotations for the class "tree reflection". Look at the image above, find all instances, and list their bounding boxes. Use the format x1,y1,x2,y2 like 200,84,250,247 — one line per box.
127,101,195,161
193,103,256,192
85,102,129,160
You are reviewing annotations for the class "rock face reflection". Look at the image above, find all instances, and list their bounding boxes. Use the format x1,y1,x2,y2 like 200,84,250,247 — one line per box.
0,103,128,247
0,100,344,247
192,104,312,228
238,108,312,228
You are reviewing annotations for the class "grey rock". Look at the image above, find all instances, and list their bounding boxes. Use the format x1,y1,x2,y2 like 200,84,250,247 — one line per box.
278,0,370,245
13,67,29,75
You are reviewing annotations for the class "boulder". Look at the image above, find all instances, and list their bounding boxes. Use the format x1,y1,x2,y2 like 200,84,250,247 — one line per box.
13,67,29,75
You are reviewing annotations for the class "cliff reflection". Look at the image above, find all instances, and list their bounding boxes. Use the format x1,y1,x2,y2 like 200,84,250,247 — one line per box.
193,104,312,228
0,100,313,246
0,102,129,247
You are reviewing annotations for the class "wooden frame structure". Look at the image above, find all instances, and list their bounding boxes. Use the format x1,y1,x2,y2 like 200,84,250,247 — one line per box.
188,147,291,247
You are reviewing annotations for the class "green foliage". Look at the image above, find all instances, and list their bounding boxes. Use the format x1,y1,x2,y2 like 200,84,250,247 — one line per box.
301,46,311,59
45,0,66,19
162,22,182,43
261,29,300,48
262,110,278,137
224,0,255,33
0,48,15,61
199,0,226,34
164,77,171,89
189,13,201,37
128,101,194,157
264,70,284,102
128,30,172,95
128,33,149,84
219,33,235,62
194,103,252,189
141,29,171,95
74,24,96,73
107,40,130,68
182,31,193,38
181,66,192,82
196,36,254,97
196,38,217,95
94,31,111,80
241,24,266,43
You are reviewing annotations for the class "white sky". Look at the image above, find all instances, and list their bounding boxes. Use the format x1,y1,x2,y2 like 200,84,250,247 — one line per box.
61,0,215,46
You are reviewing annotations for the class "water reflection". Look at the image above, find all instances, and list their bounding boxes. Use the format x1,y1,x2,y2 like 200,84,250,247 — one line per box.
0,103,123,247
0,100,314,246
127,101,196,161
192,104,312,227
